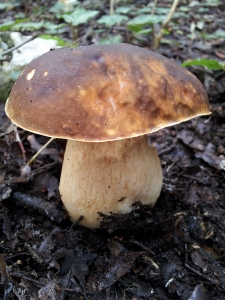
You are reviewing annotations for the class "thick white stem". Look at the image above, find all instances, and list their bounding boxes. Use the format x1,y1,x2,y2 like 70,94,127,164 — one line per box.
59,136,162,228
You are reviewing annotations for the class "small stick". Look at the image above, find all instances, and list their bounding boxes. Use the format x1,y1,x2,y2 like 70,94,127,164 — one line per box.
29,161,58,177
185,263,219,285
24,242,45,265
12,191,67,224
110,0,114,15
65,35,83,48
153,0,180,49
151,0,158,15
0,57,11,62
158,144,175,156
130,240,155,255
11,272,45,286
2,33,39,56
27,137,55,165
0,255,8,283
13,124,26,164
0,161,59,186
0,120,10,131
50,35,83,51
69,216,84,231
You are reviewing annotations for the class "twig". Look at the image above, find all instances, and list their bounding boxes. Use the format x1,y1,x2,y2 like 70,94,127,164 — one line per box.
79,28,93,44
13,124,26,164
153,0,180,50
130,240,155,255
11,272,46,286
0,120,10,131
5,253,31,261
27,137,55,165
69,215,84,231
12,191,68,224
49,36,83,51
0,255,13,300
24,242,45,265
2,33,39,56
110,0,114,15
0,255,8,283
185,263,219,285
0,160,59,187
0,57,11,62
28,160,59,177
166,158,179,173
158,144,175,156
64,35,84,48
151,0,158,15
184,243,188,263
142,254,159,269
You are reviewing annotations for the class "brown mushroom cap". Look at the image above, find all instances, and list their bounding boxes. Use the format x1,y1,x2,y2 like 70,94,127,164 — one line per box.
5,43,210,142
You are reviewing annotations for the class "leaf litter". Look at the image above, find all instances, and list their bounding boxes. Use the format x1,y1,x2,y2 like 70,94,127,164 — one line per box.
0,1,225,298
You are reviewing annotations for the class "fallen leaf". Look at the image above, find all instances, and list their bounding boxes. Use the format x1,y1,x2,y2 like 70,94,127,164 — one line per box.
98,251,140,291
38,281,64,300
32,172,58,199
195,143,224,170
188,283,209,300
177,130,205,151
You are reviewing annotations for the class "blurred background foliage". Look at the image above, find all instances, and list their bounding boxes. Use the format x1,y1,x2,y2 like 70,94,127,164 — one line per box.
0,0,224,101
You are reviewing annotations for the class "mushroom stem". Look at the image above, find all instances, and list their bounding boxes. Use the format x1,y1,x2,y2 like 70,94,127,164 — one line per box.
59,135,162,228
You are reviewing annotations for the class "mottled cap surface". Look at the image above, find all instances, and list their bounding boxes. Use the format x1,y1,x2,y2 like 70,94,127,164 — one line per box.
5,43,210,141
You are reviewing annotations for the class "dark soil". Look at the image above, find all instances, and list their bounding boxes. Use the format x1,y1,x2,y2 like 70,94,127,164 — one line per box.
0,79,225,299
1,1,225,299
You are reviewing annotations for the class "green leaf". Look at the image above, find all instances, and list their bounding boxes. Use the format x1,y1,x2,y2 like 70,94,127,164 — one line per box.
0,18,29,31
214,29,225,38
136,7,152,14
13,21,45,31
0,21,15,31
176,29,184,35
197,7,209,12
163,28,170,35
62,14,74,23
205,0,220,6
49,0,76,13
199,33,217,39
155,7,171,14
173,12,188,19
196,20,204,30
127,14,164,27
182,58,223,70
115,6,133,14
62,8,99,26
127,24,143,33
179,6,190,12
10,71,21,81
97,14,128,26
161,38,180,46
39,35,69,47
43,22,66,32
100,34,123,45
10,20,66,33
134,28,152,35
0,3,18,10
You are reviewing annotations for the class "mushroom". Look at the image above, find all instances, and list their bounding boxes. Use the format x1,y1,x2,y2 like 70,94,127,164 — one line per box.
5,43,210,228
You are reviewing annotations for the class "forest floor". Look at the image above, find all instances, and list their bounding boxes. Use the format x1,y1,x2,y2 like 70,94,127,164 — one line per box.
0,0,225,299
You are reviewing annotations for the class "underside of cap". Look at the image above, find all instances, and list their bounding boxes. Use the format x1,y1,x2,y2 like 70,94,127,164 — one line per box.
5,43,210,142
